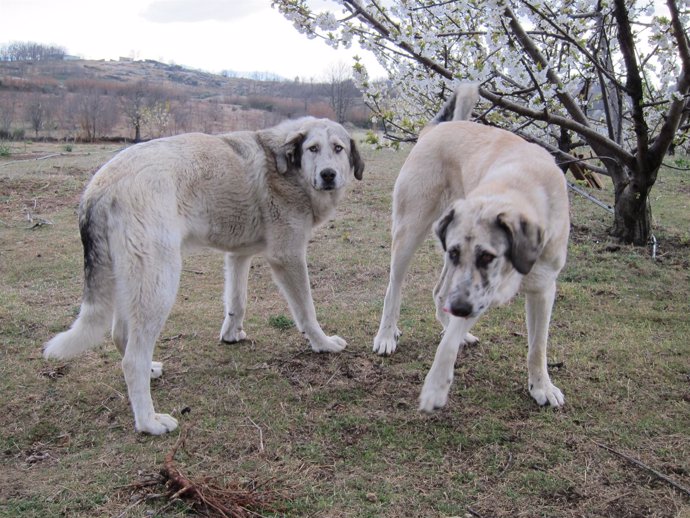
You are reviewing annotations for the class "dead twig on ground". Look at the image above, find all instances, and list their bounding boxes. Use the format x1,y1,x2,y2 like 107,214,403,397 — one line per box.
0,153,64,167
593,440,690,498
183,268,206,275
159,427,283,517
246,417,265,454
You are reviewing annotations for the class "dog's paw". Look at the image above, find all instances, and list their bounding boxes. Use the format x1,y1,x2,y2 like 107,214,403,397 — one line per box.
419,378,452,412
136,413,179,435
220,323,247,343
529,380,565,408
150,361,163,379
373,327,401,356
464,332,479,346
311,335,347,353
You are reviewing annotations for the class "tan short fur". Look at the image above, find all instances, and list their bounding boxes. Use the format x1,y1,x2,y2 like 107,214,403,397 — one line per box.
373,84,569,411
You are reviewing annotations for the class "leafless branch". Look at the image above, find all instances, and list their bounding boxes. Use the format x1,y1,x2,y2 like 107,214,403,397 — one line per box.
594,440,690,498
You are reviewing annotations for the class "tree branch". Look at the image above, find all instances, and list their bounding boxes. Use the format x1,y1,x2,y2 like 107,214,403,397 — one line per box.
648,0,690,162
503,6,591,127
478,86,635,169
342,0,455,79
612,0,652,178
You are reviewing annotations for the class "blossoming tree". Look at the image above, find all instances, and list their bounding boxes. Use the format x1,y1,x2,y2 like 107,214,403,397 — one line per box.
275,0,690,245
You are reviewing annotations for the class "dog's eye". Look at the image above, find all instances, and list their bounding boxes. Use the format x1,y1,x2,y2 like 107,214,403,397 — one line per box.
477,251,495,268
448,248,460,264
334,144,343,153
308,145,319,153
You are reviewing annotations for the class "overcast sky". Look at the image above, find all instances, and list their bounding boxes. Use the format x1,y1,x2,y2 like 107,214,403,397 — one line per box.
0,0,385,80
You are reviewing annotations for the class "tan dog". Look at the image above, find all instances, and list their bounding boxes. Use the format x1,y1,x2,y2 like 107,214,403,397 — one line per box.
44,117,364,434
373,84,569,411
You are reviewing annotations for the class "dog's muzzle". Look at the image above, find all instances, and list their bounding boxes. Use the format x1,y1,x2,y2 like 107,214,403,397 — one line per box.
319,168,337,190
445,298,473,318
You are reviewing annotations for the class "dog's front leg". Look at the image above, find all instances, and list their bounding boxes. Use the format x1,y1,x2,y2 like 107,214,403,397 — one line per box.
419,316,477,412
267,254,346,353
525,282,564,407
433,257,479,346
220,253,252,343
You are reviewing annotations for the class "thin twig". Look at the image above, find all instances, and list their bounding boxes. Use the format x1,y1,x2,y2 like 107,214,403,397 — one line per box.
247,417,265,454
593,440,690,497
114,493,147,518
0,153,64,167
498,450,513,478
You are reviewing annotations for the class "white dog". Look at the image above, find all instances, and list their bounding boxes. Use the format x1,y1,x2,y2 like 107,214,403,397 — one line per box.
44,117,364,434
373,84,569,411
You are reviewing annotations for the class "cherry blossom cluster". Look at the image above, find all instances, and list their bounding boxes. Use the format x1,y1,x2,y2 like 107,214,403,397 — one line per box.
273,0,689,156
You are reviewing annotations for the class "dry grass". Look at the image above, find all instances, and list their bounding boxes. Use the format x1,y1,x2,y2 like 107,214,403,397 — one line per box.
1,139,688,517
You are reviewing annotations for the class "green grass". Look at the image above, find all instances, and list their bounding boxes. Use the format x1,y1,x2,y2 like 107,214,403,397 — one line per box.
0,142,688,517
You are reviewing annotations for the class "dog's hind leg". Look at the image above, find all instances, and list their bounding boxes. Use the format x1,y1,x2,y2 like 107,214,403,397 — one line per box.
525,281,564,407
433,258,452,330
220,253,252,343
113,309,163,379
374,212,436,355
119,246,181,435
112,312,128,356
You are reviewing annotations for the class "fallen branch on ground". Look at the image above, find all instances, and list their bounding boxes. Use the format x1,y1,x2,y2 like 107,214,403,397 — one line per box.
593,440,690,498
159,427,283,518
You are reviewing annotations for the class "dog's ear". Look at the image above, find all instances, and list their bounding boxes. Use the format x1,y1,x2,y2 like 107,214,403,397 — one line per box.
350,138,364,180
435,208,456,251
275,130,304,174
496,212,544,274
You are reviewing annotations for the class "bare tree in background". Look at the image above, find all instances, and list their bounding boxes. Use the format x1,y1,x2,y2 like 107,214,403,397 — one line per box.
25,94,48,138
119,81,151,142
170,100,193,134
0,41,66,61
70,83,117,141
323,61,357,123
0,93,16,137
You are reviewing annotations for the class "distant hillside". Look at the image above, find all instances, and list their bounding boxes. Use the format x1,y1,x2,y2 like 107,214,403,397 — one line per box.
0,58,369,141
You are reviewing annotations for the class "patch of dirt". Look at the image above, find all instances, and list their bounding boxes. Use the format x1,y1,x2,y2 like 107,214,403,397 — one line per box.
269,351,385,390
0,177,81,219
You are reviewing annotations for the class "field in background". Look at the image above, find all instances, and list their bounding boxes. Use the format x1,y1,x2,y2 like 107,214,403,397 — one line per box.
0,140,689,517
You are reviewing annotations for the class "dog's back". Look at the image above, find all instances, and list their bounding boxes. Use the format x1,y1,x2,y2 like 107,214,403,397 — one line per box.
44,133,267,361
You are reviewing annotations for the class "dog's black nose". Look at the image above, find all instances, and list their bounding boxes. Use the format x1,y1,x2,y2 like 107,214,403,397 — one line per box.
320,168,337,185
449,299,473,317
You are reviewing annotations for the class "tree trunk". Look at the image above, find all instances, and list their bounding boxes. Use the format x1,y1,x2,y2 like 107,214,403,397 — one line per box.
610,176,652,246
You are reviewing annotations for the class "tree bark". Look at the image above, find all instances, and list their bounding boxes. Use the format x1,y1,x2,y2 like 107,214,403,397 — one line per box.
610,170,653,246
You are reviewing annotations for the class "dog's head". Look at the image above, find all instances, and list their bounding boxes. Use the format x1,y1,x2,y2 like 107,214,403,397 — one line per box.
274,118,364,190
435,198,544,318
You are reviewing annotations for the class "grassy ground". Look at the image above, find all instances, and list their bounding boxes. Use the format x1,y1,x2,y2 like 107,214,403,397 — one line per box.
0,139,688,517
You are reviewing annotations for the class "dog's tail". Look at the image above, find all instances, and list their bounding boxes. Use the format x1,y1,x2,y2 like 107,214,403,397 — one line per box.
430,83,480,125
44,199,114,359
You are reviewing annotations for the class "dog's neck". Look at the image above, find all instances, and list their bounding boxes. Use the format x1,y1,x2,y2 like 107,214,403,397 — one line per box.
310,189,345,228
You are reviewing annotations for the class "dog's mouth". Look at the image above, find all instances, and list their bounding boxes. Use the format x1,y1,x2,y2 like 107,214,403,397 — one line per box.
314,180,340,191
